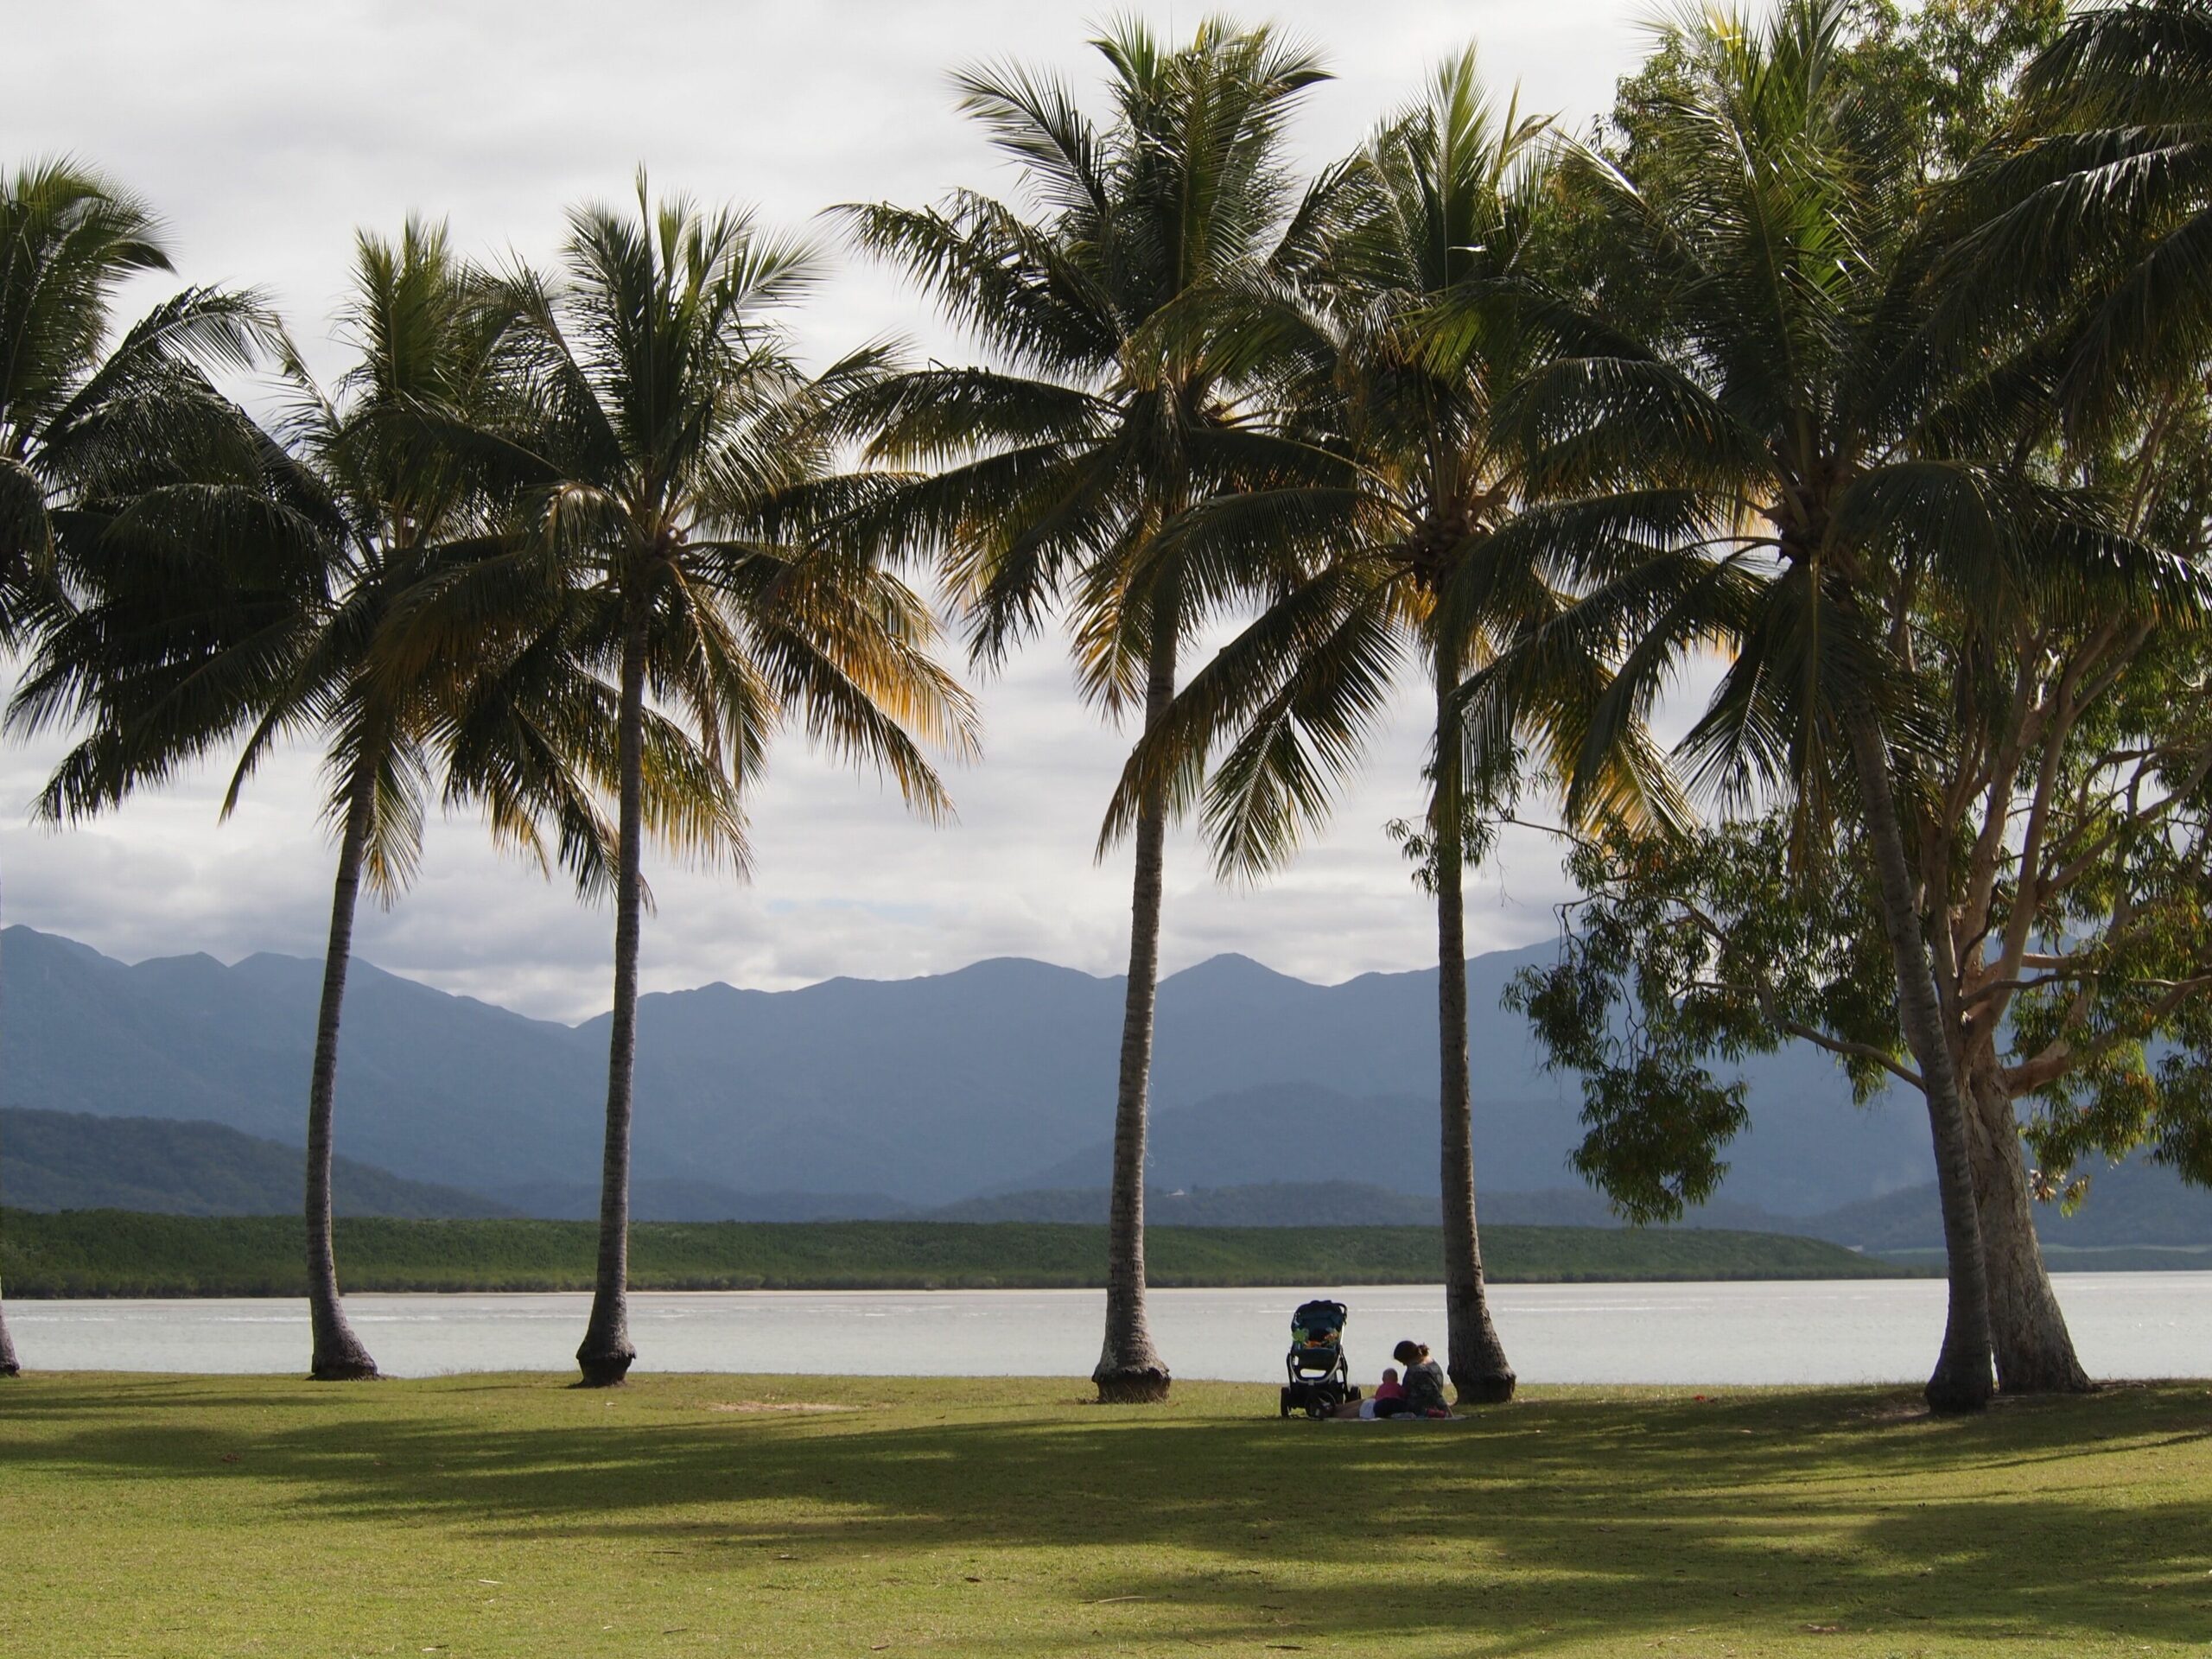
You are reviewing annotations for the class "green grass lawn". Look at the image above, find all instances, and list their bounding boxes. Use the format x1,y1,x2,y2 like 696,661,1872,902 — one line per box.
3,1373,2207,1657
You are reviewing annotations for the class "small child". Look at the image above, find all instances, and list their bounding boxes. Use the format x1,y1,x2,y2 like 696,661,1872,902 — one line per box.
1340,1366,1414,1419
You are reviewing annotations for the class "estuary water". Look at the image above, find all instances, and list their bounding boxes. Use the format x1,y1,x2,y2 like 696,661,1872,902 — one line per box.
10,1273,2205,1383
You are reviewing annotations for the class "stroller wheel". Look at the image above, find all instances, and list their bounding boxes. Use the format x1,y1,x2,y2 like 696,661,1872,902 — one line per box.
1279,1388,1293,1419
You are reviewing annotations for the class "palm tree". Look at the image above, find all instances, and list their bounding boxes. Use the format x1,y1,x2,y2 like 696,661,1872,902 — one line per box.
218,223,641,1379
0,160,283,1378
840,18,1341,1402
1464,0,2190,1412
254,222,696,1382
1111,52,1679,1405
28,214,776,1384
1956,0,2212,435
425,179,977,1387
18,220,644,1381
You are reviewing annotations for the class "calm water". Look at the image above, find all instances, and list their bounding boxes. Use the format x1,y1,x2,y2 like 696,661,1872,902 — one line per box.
9,1274,2204,1383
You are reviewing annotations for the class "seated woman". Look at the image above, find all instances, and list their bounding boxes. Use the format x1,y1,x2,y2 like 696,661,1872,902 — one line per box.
1375,1340,1450,1416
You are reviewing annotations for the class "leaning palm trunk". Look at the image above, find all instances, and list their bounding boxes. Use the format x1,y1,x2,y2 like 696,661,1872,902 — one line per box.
1093,628,1176,1404
578,621,648,1387
1840,708,1993,1412
1962,1055,2092,1393
304,768,381,1380
1433,655,1514,1406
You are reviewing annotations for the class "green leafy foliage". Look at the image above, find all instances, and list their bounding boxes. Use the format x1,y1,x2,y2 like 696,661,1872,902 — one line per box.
1505,819,1899,1223
841,19,1342,732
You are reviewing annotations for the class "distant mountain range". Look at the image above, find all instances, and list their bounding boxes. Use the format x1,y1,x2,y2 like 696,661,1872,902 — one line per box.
2,924,2203,1249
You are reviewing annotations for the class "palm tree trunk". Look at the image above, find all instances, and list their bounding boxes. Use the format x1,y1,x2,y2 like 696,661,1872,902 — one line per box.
305,766,380,1381
578,619,648,1387
1093,625,1175,1404
1840,708,1993,1413
0,887,17,1379
1433,650,1514,1406
1963,1052,2092,1393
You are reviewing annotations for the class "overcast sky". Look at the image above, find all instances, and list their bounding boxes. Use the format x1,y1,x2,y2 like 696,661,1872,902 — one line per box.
0,1,1672,1022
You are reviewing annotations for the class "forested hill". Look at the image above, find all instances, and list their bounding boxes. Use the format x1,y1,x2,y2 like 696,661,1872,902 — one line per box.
1,924,1931,1216
0,1108,514,1218
9,1100,2205,1255
0,1211,1910,1298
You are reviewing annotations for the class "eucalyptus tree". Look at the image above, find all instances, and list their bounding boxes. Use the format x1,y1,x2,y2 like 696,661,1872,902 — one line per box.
426,181,977,1387
1497,0,2145,1396
1105,51,1679,1405
0,161,285,1378
1883,358,2212,1393
1508,537,2212,1394
1464,0,2201,1411
1503,0,2212,1401
839,18,1342,1402
1928,0,2212,1384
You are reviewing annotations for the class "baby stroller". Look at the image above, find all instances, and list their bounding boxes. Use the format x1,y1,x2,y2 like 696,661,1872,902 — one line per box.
1279,1299,1361,1418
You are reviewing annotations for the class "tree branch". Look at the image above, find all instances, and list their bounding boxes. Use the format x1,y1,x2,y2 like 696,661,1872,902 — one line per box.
1778,1019,1923,1091
1736,957,1924,1092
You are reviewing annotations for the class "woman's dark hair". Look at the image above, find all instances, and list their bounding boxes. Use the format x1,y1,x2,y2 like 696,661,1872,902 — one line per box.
1392,1339,1429,1366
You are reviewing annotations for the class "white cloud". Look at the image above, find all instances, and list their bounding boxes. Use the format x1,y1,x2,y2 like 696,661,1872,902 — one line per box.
2,1,1652,1020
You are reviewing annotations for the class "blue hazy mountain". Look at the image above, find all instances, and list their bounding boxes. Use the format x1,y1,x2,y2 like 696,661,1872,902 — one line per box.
1,924,1940,1215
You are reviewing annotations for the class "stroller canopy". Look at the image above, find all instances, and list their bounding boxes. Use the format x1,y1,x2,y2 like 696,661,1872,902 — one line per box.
1291,1300,1347,1348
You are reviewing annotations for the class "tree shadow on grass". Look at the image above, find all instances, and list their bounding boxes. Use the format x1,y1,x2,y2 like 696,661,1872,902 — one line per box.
8,1377,2212,1656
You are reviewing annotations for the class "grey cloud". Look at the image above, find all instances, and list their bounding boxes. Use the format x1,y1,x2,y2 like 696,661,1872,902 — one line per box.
3,2,1641,1019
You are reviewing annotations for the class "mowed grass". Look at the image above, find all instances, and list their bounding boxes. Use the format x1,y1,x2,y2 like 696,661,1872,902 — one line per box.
3,1373,2209,1657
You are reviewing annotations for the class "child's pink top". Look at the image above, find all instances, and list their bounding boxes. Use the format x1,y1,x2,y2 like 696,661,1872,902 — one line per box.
1374,1379,1406,1400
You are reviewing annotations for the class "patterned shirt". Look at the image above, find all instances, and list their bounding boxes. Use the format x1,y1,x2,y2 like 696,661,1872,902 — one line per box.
1402,1358,1448,1414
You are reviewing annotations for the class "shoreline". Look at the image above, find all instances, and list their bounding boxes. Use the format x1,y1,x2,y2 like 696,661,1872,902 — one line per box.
5,1264,1950,1301
0,1211,1922,1298
18,1278,2202,1386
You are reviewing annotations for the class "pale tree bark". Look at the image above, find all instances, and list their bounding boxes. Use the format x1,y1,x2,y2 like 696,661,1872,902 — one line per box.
1962,1054,2093,1393
577,618,647,1388
1842,708,1993,1412
0,892,16,1378
1923,651,2093,1395
1928,647,2094,1394
1433,650,1514,1406
305,766,381,1380
1093,624,1175,1404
